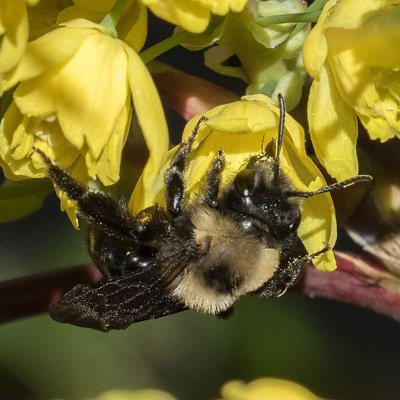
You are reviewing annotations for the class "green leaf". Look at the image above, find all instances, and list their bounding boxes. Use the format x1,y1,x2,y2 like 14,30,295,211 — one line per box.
0,178,53,223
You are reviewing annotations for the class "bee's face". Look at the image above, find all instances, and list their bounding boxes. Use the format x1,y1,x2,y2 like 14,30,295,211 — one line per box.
224,158,302,240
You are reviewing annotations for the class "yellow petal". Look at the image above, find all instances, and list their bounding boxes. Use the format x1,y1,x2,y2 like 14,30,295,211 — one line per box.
206,100,279,133
324,0,386,31
5,21,98,89
87,97,132,185
56,6,105,26
307,62,359,181
13,69,58,118
0,0,28,75
56,34,129,156
243,94,306,152
143,0,247,33
56,155,90,229
118,2,148,53
0,102,42,179
301,0,335,78
72,0,116,12
144,0,210,33
125,43,169,212
327,27,400,141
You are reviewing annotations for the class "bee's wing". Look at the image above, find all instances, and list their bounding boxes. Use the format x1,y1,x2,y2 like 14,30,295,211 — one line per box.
49,260,187,332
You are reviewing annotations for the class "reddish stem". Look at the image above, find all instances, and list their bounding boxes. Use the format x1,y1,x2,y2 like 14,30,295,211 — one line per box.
149,62,240,120
298,261,400,321
0,265,102,324
1,252,400,325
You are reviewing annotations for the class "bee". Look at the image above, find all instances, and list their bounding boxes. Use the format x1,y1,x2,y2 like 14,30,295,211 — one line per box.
33,95,372,332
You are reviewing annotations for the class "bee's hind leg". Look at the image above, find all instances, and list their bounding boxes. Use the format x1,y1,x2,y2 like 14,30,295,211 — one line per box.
255,244,331,298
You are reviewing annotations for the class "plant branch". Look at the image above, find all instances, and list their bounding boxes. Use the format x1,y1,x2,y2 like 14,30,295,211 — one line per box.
0,265,102,324
1,251,400,325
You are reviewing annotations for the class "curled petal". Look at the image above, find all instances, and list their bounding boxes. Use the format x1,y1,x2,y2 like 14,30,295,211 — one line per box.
307,63,359,181
126,44,169,213
87,97,132,185
302,0,333,78
284,137,337,271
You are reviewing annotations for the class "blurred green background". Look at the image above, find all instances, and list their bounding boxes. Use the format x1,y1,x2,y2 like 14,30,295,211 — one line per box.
1,195,400,400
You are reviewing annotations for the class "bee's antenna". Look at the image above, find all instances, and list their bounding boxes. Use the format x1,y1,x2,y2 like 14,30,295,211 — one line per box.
260,132,266,156
32,145,53,165
286,175,373,198
272,94,285,186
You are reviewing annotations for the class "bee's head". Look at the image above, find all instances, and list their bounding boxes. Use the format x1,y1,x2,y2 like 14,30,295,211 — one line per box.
225,159,302,239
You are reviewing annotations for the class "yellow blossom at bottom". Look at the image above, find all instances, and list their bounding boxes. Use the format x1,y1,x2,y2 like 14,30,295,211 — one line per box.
86,390,176,400
131,94,337,271
58,379,326,400
220,378,326,400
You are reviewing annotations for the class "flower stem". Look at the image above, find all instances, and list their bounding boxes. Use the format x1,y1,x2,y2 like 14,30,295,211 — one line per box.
256,10,322,27
140,30,194,64
100,0,130,38
307,0,329,12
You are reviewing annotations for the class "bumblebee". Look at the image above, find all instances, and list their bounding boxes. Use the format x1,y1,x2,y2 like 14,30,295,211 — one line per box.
33,95,372,331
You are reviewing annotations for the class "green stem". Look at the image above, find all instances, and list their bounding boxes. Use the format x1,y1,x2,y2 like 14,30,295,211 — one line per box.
287,0,329,40
140,30,193,64
307,0,329,12
100,0,130,38
256,10,322,27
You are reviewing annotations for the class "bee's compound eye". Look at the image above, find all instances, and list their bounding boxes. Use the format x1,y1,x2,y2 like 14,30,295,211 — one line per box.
234,169,254,197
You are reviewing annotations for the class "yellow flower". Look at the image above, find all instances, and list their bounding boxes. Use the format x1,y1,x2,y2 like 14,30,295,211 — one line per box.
0,0,39,95
220,378,326,400
303,0,400,181
141,0,248,33
57,0,148,52
131,94,338,271
0,18,168,225
83,389,176,400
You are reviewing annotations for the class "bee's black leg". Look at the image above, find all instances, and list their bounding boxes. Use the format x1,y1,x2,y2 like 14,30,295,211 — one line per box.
32,146,138,242
255,244,331,298
165,116,207,215
204,150,225,208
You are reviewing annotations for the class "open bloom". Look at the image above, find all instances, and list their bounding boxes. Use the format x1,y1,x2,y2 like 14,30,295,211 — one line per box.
303,0,400,181
131,94,338,271
141,0,248,33
0,18,168,225
0,0,39,95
